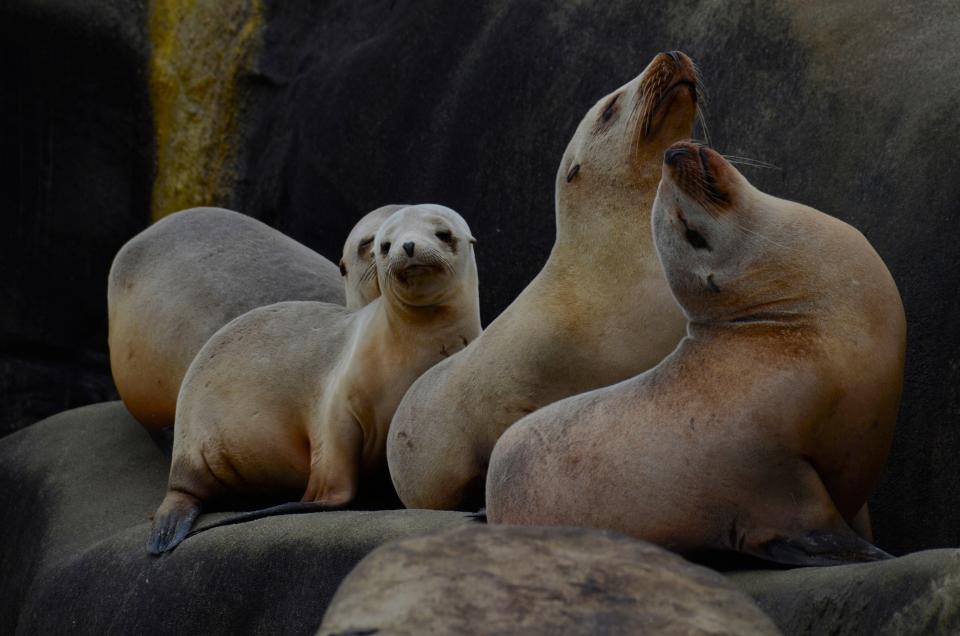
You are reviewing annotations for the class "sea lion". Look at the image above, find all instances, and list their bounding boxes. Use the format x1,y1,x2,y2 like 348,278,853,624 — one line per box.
387,51,702,510
485,141,906,566
109,206,395,432
148,204,480,554
340,204,406,308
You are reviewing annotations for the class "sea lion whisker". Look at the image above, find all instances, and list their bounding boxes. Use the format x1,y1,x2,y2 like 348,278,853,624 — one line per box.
695,104,712,147
722,155,781,171
360,261,378,283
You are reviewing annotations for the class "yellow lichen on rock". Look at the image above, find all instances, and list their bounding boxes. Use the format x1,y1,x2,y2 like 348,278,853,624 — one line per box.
148,0,261,220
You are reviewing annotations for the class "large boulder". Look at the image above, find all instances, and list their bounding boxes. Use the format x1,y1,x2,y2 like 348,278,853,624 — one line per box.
318,524,782,636
729,550,960,636
0,402,469,635
0,0,152,435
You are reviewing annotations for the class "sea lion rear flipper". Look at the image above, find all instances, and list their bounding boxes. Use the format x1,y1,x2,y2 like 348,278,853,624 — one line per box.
148,490,201,555
760,528,892,567
184,501,332,539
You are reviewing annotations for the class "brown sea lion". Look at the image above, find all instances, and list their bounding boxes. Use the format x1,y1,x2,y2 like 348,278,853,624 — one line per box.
109,206,395,432
387,51,702,510
148,204,480,554
486,141,906,566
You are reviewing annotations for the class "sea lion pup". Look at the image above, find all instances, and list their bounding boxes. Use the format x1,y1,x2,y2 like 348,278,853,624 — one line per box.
109,205,396,432
147,204,480,554
340,204,406,308
387,51,701,510
486,141,906,566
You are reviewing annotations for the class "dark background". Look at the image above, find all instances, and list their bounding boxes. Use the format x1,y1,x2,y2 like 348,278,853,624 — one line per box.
3,0,958,555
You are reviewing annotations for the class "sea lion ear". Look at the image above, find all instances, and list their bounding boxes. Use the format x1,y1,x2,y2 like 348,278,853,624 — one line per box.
338,260,347,276
468,235,477,246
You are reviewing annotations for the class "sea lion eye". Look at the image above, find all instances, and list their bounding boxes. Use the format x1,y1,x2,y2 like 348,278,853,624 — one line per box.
685,228,711,251
338,261,347,276
435,230,454,243
357,237,373,256
601,94,620,122
380,241,391,255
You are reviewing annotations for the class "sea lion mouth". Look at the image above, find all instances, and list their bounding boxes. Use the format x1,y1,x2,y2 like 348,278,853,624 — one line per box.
644,80,697,139
391,262,446,285
637,52,702,140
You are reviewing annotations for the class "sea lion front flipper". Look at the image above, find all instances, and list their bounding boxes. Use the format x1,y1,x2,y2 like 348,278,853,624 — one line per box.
761,528,892,567
148,490,201,555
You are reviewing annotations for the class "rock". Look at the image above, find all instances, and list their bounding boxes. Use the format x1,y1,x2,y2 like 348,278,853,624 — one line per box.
1,0,153,437
729,550,960,636
0,402,469,635
318,524,782,636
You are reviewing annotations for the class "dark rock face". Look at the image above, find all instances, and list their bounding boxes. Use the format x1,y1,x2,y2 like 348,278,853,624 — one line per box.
3,0,960,553
0,403,468,635
318,524,782,635
0,1,152,434
729,550,960,635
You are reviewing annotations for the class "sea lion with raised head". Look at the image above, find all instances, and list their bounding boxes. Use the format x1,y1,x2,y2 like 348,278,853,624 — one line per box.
109,206,396,432
387,51,702,510
486,141,905,566
148,204,480,554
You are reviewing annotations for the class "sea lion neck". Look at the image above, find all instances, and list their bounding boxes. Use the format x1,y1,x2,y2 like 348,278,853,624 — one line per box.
548,186,658,273
378,281,481,341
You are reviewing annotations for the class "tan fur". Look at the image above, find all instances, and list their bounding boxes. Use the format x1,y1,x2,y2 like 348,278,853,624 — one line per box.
149,205,480,552
108,206,395,432
387,52,700,509
486,143,906,563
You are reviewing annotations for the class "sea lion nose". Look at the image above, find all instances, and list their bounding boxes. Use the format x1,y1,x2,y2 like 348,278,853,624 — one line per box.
666,50,682,66
403,241,415,257
664,146,689,165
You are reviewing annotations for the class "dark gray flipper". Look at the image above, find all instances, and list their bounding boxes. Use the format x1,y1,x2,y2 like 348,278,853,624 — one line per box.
147,492,201,555
184,501,334,540
465,508,487,523
762,529,893,567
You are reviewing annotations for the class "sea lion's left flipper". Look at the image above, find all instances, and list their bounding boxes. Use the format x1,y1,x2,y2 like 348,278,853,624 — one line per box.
185,502,332,540
761,528,892,567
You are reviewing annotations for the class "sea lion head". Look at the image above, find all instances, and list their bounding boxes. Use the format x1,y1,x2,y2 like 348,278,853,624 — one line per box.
652,140,805,322
557,51,702,218
375,204,477,309
340,204,406,309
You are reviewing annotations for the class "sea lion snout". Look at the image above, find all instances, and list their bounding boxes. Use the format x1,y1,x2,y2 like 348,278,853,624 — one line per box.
662,141,732,208
664,145,689,165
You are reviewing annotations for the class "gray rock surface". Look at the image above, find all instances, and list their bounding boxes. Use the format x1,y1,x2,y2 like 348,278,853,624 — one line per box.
319,524,782,636
0,402,469,635
729,550,960,636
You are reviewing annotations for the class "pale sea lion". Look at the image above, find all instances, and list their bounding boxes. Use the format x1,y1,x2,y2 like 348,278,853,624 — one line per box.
486,141,906,566
387,51,702,510
109,206,395,432
339,204,406,308
148,204,480,554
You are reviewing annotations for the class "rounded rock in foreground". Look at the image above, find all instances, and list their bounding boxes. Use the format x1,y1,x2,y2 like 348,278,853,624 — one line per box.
318,524,781,636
